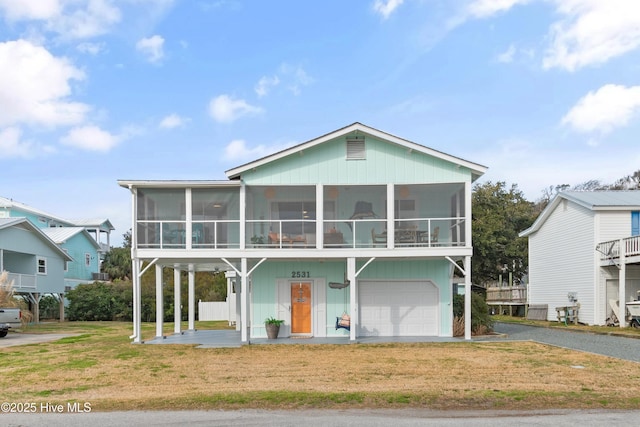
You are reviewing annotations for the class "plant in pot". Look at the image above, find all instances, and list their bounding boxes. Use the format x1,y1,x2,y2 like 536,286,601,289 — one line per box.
251,235,265,246
264,316,284,339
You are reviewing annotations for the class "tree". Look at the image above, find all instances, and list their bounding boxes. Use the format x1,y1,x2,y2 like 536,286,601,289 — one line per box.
101,230,132,281
66,282,131,321
101,247,131,281
472,181,537,287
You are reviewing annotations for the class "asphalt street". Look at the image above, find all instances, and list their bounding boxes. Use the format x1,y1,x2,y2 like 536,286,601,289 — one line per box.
3,408,640,426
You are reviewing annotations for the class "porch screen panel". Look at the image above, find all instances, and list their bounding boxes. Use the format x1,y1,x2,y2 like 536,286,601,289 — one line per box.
136,188,185,247
192,188,240,247
245,186,316,245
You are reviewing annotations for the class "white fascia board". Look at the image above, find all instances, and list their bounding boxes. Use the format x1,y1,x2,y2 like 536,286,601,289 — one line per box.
117,180,240,188
225,122,488,180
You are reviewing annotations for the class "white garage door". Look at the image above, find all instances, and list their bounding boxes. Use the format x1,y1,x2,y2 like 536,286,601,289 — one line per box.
358,280,439,337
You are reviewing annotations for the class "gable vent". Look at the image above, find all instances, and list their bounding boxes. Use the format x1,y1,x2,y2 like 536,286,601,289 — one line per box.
346,136,365,160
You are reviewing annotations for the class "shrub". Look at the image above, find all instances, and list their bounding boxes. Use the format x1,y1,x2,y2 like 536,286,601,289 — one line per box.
452,292,494,336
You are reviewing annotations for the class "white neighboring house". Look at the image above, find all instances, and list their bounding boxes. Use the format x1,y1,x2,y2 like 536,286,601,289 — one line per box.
519,191,640,326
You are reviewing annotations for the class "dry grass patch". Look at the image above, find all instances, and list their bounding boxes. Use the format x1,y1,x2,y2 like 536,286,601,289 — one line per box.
2,321,640,411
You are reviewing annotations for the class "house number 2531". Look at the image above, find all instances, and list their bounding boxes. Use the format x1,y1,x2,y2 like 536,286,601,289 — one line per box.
291,271,311,278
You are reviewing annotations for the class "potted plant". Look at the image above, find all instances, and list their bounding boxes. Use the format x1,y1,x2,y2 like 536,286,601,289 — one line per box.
251,235,265,246
264,316,284,339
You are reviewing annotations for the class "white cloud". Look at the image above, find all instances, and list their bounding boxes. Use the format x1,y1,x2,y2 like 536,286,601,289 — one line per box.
466,0,640,72
255,75,280,98
0,40,89,128
0,0,60,20
224,139,295,162
562,84,640,134
543,0,640,71
76,41,104,55
208,95,263,123
279,63,314,96
0,127,33,159
496,43,516,63
159,113,188,129
48,0,121,40
60,125,120,151
136,35,165,63
373,0,404,19
466,0,531,19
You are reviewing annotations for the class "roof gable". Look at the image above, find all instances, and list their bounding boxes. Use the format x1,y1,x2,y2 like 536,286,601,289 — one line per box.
0,218,74,261
225,122,487,181
520,190,640,237
42,227,101,249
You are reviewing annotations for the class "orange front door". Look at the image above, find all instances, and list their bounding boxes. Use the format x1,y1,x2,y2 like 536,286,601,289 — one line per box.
291,282,311,334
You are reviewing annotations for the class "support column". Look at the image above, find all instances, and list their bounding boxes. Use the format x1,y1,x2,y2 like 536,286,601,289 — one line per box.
132,259,142,343
464,255,471,340
58,293,65,322
32,292,41,324
155,264,163,338
348,257,357,341
188,264,195,331
174,265,181,334
241,258,249,343
619,239,627,328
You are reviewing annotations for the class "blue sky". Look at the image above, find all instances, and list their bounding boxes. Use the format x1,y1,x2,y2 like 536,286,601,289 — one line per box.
2,0,640,246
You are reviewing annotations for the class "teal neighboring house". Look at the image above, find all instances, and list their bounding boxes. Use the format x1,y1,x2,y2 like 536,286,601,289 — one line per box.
0,197,114,320
0,218,73,321
119,123,487,343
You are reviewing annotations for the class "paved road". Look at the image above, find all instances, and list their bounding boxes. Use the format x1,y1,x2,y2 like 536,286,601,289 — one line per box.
3,409,640,426
489,322,640,362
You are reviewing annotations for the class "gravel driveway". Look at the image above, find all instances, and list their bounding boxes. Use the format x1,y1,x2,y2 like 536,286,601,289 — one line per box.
487,322,640,363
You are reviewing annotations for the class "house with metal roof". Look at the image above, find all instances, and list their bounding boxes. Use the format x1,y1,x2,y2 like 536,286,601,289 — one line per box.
0,218,73,321
520,191,640,326
119,122,487,343
42,227,102,290
0,196,114,320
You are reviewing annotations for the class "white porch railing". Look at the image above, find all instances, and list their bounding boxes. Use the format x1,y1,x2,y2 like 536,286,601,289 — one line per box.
596,236,640,261
136,217,467,249
6,272,37,290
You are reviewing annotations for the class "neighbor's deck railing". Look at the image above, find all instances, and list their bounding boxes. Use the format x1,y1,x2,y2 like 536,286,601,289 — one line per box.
486,285,527,304
596,236,640,261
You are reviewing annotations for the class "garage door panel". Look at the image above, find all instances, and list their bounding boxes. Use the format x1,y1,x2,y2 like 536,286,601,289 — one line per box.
359,281,438,337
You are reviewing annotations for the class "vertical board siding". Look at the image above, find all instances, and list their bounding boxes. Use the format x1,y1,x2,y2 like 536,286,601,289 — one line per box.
242,136,471,185
249,259,452,337
250,261,344,337
529,200,596,324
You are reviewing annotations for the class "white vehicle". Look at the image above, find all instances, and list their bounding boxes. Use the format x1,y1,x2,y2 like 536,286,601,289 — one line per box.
0,307,22,337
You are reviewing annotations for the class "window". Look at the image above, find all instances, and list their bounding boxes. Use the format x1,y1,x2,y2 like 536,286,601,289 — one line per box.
37,257,47,275
63,249,69,272
85,253,91,267
632,211,639,236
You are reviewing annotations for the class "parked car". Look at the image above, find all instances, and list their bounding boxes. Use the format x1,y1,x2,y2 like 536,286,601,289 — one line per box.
0,307,22,337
